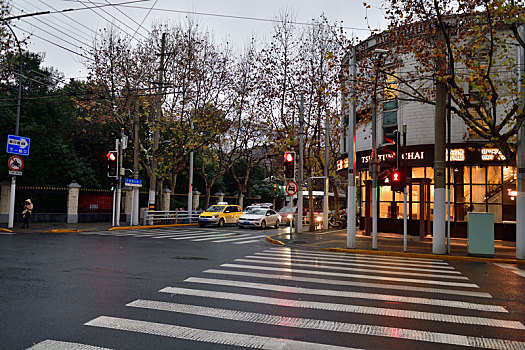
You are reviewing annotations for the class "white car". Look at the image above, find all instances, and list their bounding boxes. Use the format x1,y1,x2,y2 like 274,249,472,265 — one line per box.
238,208,281,229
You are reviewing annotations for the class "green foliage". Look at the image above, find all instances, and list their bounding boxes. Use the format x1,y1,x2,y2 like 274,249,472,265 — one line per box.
251,178,286,202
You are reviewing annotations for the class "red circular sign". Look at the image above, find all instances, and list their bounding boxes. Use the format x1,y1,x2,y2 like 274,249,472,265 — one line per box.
285,181,298,196
8,155,23,171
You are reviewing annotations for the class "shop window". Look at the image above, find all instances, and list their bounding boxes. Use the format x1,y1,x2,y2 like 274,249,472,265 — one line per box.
380,186,393,201
487,166,501,184
411,185,420,202
485,185,502,204
412,167,425,179
472,203,486,213
446,168,455,184
380,202,391,218
503,166,516,183
463,185,471,204
426,167,434,183
472,166,486,183
411,203,419,220
472,185,486,203
463,166,471,184
430,184,434,203
487,204,503,222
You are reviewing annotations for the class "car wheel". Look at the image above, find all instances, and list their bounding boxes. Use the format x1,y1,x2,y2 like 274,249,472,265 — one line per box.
260,220,266,229
274,220,280,229
217,218,225,228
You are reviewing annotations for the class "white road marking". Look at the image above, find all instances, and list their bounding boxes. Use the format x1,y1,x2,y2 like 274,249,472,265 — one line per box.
494,264,525,278
159,286,523,329
250,253,461,274
267,247,449,265
221,263,479,288
204,269,493,298
211,234,267,243
183,277,505,312
191,233,239,241
170,232,229,240
85,316,355,350
233,239,263,244
259,250,456,270
234,258,469,280
26,340,113,350
128,300,525,349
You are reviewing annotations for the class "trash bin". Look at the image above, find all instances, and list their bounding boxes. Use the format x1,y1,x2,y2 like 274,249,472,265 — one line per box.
467,212,495,257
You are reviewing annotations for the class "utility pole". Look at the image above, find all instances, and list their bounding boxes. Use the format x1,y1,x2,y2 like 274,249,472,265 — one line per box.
131,101,140,225
403,124,408,252
149,33,166,214
188,117,194,220
323,115,329,230
7,24,22,229
517,25,525,259
433,74,447,255
297,94,305,233
347,47,357,248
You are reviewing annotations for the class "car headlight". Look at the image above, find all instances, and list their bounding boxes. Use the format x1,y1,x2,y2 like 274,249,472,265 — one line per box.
278,215,282,220
213,215,219,218
287,214,293,219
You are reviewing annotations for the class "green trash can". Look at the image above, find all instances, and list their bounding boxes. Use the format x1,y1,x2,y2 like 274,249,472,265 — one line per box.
467,212,495,257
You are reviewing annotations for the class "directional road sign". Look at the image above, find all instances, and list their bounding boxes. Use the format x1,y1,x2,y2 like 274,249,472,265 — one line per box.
125,178,143,187
6,135,30,156
285,180,298,196
8,155,23,171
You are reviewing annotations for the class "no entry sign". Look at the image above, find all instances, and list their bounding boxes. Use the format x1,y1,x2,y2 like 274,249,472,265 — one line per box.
285,181,298,196
8,155,23,171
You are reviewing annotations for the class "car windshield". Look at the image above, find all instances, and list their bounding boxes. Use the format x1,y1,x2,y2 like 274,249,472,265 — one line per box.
279,207,296,212
250,209,267,215
245,207,259,213
206,205,225,212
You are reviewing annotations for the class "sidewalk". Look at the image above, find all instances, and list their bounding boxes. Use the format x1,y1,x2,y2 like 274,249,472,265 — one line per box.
0,222,112,234
267,228,524,264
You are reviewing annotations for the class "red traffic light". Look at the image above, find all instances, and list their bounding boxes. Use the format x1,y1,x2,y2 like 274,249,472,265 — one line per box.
107,152,117,161
392,171,400,182
284,152,294,162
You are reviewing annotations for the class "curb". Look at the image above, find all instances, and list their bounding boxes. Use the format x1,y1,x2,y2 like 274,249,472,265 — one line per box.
108,223,198,231
43,229,82,233
0,228,13,233
265,234,525,265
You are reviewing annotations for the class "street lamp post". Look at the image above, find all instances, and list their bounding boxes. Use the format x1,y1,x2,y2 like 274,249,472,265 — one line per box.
6,23,23,229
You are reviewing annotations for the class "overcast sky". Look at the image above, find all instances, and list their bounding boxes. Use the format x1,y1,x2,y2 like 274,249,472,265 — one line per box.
10,0,387,79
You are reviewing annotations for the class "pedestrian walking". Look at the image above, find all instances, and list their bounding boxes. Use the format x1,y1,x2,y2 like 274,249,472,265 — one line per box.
21,199,33,228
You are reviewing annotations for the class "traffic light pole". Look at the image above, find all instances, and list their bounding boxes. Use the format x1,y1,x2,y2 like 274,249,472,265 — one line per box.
297,94,304,234
346,48,357,249
517,25,525,259
403,125,407,252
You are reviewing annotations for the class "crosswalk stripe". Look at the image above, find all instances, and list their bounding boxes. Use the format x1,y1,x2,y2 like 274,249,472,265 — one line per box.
234,258,469,280
191,233,239,241
183,277,505,312
204,269,493,298
494,264,525,278
250,253,461,274
233,239,263,244
268,248,449,265
26,340,113,350
259,250,456,270
221,263,479,288
169,233,228,240
128,300,525,349
212,234,268,243
85,316,355,350
159,286,523,329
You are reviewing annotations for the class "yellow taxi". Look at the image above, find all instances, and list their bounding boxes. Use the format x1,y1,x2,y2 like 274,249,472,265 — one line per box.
198,202,243,227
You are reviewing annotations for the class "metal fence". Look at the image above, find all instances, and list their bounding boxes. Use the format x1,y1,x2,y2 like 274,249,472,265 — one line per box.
142,209,202,226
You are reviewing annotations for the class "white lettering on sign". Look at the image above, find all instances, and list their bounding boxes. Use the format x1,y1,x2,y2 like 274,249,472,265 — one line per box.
337,158,349,171
447,149,465,161
481,148,506,161
401,151,425,160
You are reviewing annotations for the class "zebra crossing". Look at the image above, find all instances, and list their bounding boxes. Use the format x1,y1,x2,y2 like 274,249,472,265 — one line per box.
28,247,525,349
79,228,267,245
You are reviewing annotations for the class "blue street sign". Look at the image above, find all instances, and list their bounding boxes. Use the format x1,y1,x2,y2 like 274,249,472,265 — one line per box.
125,178,142,187
6,135,30,156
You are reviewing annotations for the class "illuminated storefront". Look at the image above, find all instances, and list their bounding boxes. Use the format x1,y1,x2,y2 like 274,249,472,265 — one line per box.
338,144,517,239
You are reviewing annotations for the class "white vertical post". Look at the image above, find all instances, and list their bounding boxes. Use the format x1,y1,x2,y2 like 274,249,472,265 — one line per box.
347,47,357,248
297,94,304,233
323,116,329,230
8,177,15,228
517,25,525,259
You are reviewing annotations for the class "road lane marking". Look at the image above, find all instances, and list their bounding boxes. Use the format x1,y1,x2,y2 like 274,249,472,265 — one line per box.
234,258,469,280
233,239,263,244
211,235,267,243
259,250,456,270
159,286,523,329
204,269,492,298
494,264,525,278
268,247,449,265
85,316,355,350
26,340,113,350
191,233,240,241
128,300,525,349
250,253,461,274
169,232,232,240
221,263,479,288
183,277,505,312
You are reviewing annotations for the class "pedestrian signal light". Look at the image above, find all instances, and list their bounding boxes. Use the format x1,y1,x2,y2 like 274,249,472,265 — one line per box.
389,168,406,192
107,151,118,178
284,152,296,179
